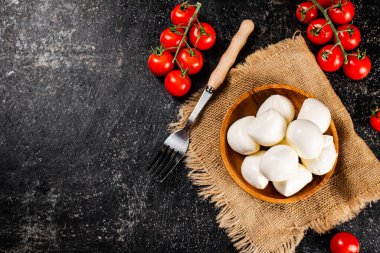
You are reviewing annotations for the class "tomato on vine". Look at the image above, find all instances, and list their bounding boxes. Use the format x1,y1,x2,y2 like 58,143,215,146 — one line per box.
189,22,216,50
334,24,361,50
164,70,191,97
307,18,333,45
343,50,371,80
149,2,216,97
370,108,380,132
148,46,174,76
296,2,318,24
330,232,360,253
177,48,204,75
317,0,332,8
317,44,344,72
328,0,355,25
295,0,371,80
160,27,187,52
171,3,197,26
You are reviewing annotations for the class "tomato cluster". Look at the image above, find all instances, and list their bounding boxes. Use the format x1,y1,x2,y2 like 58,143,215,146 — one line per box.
148,2,216,97
296,0,371,80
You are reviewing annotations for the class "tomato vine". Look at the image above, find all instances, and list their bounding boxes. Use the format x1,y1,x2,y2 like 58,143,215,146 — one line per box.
308,0,348,63
171,2,202,73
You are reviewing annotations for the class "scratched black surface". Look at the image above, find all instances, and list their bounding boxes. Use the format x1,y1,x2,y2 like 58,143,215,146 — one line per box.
0,0,379,252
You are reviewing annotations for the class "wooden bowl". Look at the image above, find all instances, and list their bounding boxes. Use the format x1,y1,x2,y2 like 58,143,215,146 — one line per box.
220,84,339,203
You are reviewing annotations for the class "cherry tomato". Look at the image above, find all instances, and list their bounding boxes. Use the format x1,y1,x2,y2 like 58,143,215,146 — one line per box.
148,50,174,76
317,44,343,72
177,48,204,75
317,0,333,8
328,0,355,25
343,51,371,80
160,27,187,52
296,2,318,24
330,232,360,253
307,18,333,45
334,24,361,50
370,110,380,132
170,3,197,26
164,70,191,97
189,22,216,50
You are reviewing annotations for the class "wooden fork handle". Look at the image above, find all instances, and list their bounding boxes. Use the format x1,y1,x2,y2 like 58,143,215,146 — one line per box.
207,20,255,90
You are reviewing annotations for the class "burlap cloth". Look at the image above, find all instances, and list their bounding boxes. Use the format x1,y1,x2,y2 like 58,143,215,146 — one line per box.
170,35,380,253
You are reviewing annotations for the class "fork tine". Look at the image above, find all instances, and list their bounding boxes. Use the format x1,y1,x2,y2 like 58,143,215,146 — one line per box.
155,151,179,180
159,156,185,182
160,156,185,183
147,145,169,173
151,148,175,177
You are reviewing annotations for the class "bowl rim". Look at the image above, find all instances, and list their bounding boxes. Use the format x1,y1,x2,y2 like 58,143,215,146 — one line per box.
220,84,339,204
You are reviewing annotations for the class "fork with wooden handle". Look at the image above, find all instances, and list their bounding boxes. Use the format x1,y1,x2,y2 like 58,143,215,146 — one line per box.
148,20,255,182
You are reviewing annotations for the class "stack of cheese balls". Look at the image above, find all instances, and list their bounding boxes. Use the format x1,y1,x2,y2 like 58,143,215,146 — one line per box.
227,95,337,197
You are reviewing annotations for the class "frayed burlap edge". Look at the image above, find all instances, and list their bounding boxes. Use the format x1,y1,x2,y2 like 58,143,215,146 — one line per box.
169,36,380,253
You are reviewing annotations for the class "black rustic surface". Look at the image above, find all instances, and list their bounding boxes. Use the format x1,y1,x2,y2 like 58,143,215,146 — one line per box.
0,0,379,252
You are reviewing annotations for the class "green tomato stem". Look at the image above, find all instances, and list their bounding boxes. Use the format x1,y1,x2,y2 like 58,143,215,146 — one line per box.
304,4,316,13
184,40,193,50
174,58,185,72
309,0,348,64
370,103,380,116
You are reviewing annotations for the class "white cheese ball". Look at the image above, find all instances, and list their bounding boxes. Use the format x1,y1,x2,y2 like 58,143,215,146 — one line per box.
248,109,287,146
302,135,337,175
273,164,313,197
259,145,299,181
241,151,269,189
286,119,324,159
297,98,331,133
227,116,260,155
257,95,295,123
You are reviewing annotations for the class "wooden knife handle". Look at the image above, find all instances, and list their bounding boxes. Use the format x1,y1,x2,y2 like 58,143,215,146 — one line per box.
207,20,254,90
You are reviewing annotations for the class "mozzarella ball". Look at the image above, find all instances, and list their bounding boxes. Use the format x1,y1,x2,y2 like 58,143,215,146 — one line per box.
257,95,295,123
297,98,331,133
273,164,313,197
241,151,269,189
227,116,260,155
248,109,287,146
286,119,324,159
302,135,337,175
259,145,299,181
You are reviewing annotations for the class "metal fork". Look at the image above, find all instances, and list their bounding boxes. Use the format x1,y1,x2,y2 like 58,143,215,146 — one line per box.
148,20,255,182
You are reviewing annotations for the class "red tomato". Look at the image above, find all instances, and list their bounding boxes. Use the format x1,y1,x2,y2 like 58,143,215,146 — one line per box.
330,232,360,253
189,22,216,50
343,51,371,80
148,50,174,76
317,0,332,8
370,110,380,132
177,48,204,75
317,44,343,72
307,18,333,45
160,27,187,52
334,24,361,50
170,3,197,26
164,70,191,97
328,1,355,25
296,2,318,24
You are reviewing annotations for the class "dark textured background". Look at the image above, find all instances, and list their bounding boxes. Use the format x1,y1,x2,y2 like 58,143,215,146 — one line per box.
0,0,379,252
